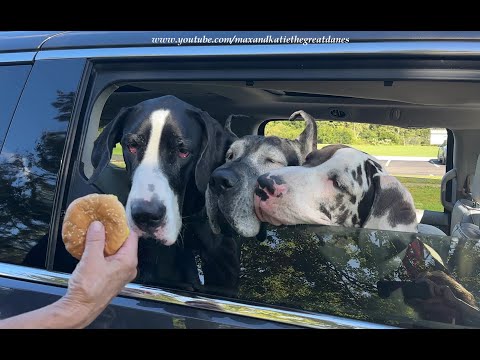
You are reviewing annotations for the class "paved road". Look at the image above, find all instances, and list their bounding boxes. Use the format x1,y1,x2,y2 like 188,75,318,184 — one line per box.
111,155,446,176
374,156,445,177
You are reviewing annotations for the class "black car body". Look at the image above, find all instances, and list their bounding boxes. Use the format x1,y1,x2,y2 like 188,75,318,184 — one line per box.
2,31,480,329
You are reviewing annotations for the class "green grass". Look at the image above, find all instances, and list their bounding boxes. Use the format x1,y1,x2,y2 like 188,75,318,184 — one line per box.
396,176,442,212
113,143,123,156
318,144,438,157
110,161,126,169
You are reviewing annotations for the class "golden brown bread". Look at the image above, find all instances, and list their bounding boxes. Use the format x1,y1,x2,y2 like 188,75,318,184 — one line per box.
62,193,130,260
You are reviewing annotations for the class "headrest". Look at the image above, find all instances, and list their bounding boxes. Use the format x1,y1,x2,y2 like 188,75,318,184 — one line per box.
471,154,480,203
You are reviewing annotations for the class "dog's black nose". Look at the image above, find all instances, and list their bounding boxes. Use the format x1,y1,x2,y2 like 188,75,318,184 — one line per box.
131,199,166,231
257,174,275,195
209,168,239,193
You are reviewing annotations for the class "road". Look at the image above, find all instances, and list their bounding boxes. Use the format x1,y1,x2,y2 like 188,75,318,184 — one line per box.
374,156,445,176
110,155,446,176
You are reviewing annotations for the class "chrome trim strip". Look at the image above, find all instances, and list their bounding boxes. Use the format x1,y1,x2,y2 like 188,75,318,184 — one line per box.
0,52,35,63
0,262,396,329
36,31,71,52
35,41,480,60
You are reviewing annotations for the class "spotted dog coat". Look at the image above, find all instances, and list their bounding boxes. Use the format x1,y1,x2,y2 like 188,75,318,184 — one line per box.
254,144,418,233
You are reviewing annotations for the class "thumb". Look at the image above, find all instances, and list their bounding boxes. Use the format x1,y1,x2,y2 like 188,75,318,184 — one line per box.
83,221,106,258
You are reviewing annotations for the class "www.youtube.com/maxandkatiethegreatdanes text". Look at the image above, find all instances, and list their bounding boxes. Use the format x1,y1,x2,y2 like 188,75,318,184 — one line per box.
151,35,350,46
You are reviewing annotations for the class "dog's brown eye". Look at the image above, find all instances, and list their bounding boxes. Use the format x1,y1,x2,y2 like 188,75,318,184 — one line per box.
226,151,234,161
266,158,277,164
330,174,340,188
127,140,138,154
331,176,347,191
177,139,190,159
179,150,190,159
125,134,145,155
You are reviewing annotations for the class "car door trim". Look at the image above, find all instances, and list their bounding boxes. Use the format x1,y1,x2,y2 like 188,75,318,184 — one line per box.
0,52,36,64
0,262,397,329
33,42,480,61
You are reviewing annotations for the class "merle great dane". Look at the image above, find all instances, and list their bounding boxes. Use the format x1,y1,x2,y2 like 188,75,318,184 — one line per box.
206,111,317,239
253,142,480,322
254,144,419,232
88,95,239,294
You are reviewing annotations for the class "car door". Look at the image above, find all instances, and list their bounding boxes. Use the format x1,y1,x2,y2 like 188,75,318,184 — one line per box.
4,33,477,329
0,52,306,329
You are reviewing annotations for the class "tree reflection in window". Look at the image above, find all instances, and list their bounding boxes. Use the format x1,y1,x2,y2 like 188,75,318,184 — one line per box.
0,91,74,265
238,225,480,327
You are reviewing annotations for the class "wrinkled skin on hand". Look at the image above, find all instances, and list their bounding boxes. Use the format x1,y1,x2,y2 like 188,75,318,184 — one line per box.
63,221,139,327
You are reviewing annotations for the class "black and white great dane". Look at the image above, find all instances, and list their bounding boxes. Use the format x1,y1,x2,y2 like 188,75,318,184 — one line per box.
206,111,317,239
89,95,237,291
90,95,232,245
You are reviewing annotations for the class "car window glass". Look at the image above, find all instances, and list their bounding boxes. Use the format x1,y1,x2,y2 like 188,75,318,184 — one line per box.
61,73,476,329
265,121,447,213
237,225,480,328
0,65,31,150
0,60,84,268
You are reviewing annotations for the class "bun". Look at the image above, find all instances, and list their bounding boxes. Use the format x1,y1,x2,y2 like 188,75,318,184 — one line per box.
62,194,129,260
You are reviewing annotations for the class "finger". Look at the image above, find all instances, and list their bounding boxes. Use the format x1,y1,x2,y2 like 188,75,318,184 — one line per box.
83,221,106,259
112,230,139,258
109,231,139,276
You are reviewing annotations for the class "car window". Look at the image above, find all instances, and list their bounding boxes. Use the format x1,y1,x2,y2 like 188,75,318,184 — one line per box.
0,59,84,268
0,65,31,151
265,120,447,213
239,225,480,328
57,62,479,329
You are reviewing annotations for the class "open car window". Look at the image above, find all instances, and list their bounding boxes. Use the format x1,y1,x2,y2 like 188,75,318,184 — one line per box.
54,58,480,329
237,225,480,329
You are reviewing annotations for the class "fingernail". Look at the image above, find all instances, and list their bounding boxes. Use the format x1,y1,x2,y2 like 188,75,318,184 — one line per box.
90,221,103,232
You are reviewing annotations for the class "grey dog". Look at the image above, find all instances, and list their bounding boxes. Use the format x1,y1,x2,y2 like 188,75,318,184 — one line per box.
206,111,317,238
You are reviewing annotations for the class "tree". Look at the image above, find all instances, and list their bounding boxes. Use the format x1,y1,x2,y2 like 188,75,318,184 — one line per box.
265,120,431,146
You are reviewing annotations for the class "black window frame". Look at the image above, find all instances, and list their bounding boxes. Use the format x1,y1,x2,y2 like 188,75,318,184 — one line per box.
50,55,478,327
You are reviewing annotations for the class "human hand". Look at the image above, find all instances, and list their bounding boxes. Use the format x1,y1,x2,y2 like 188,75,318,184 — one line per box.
60,221,138,327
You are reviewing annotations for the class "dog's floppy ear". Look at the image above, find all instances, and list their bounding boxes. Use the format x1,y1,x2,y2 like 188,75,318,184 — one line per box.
290,110,318,158
188,109,235,193
362,159,418,232
89,107,132,184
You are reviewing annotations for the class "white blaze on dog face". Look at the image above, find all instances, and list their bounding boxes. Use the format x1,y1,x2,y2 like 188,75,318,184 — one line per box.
126,109,181,245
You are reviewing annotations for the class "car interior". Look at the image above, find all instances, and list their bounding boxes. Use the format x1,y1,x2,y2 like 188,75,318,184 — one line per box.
68,77,480,328
80,79,480,238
